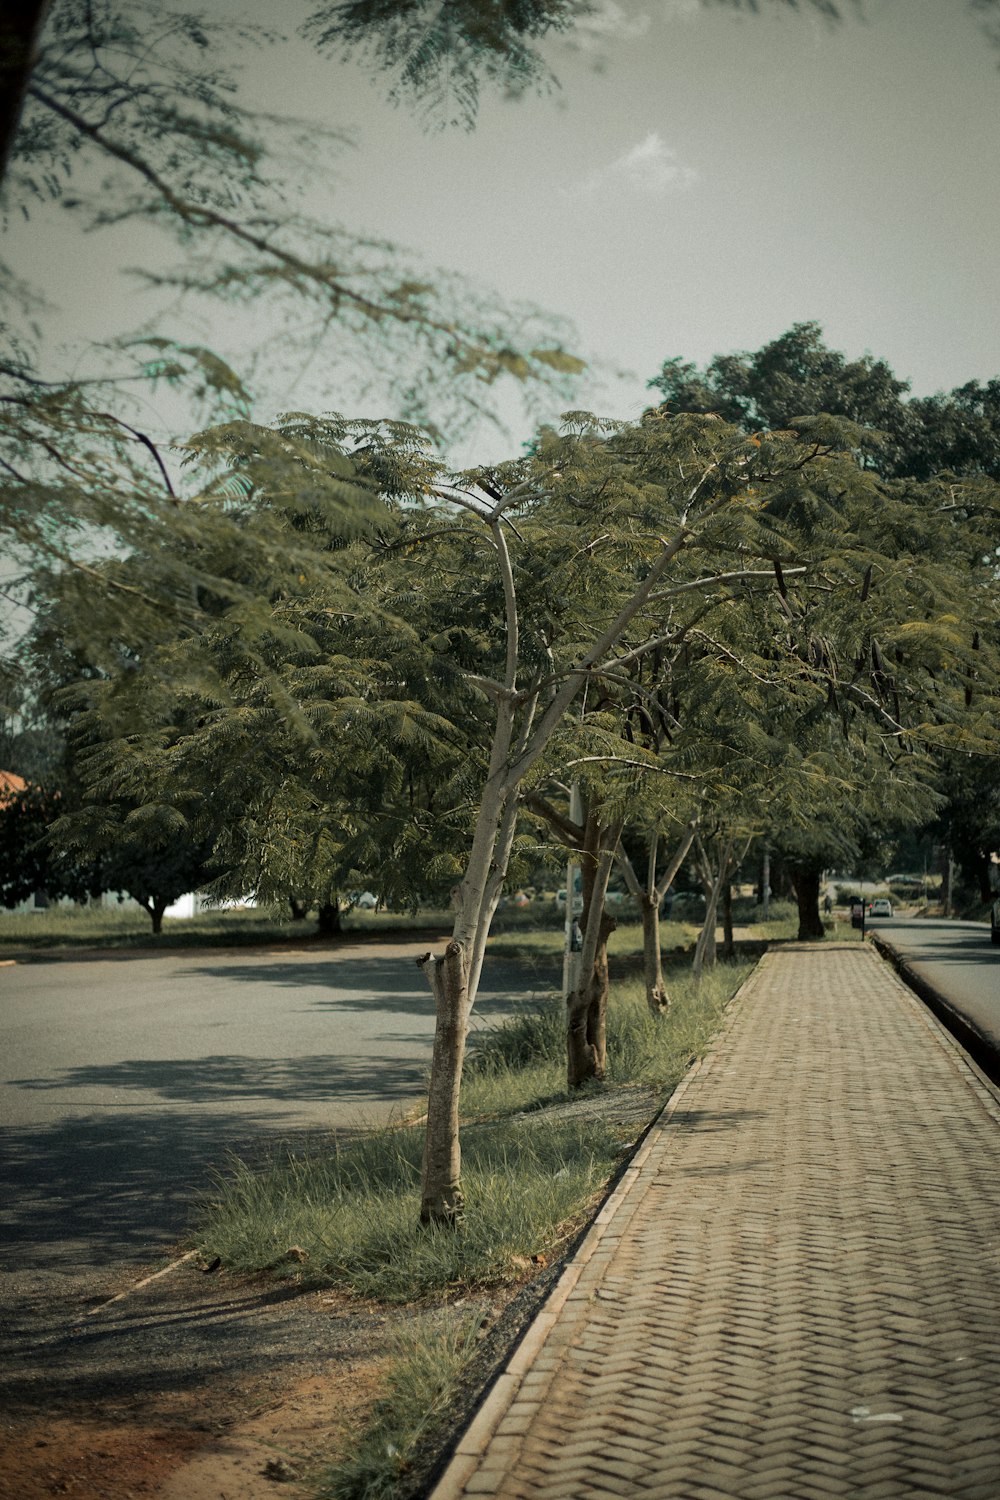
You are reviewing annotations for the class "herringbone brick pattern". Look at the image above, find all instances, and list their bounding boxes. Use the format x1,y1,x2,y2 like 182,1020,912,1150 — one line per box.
433,944,1000,1499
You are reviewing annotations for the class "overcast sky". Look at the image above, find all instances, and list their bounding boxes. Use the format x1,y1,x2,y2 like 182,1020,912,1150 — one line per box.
7,0,1000,460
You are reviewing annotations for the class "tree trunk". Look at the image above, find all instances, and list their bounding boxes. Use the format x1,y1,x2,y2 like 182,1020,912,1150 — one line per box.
973,854,992,905
721,879,734,959
289,897,308,921
695,892,717,973
617,819,699,1017
692,837,733,982
149,899,167,935
0,1,51,188
418,758,517,1222
316,900,342,936
567,905,615,1087
640,892,669,1015
792,865,825,940
418,941,470,1225
566,812,621,1090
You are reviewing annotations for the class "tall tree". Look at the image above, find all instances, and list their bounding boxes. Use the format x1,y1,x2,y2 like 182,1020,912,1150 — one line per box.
1,0,586,708
648,325,1000,935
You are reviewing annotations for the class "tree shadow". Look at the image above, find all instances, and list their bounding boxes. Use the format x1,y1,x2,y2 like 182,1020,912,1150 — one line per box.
885,925,998,964
1,1259,378,1417
0,1054,425,1266
8,1050,430,1102
182,953,557,1015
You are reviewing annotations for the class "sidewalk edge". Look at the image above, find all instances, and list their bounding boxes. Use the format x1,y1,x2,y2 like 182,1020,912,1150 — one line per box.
426,954,772,1500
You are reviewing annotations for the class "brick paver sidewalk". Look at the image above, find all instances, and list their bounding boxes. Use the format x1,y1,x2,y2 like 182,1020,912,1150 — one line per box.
432,943,1000,1499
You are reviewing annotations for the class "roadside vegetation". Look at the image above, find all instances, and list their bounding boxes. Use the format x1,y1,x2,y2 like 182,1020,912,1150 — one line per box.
0,896,798,955
0,902,457,952
194,957,753,1498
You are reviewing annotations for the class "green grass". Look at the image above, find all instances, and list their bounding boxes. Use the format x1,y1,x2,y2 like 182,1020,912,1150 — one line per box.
195,958,753,1301
0,902,455,952
315,1311,483,1500
197,1113,620,1303
194,953,756,1499
461,960,753,1116
484,917,701,963
0,903,315,950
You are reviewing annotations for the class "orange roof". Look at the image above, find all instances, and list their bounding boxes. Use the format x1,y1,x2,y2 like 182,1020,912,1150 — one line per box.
0,770,28,808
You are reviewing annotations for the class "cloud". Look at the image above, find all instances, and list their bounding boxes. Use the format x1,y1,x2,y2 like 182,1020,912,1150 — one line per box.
573,2,653,45
571,132,699,198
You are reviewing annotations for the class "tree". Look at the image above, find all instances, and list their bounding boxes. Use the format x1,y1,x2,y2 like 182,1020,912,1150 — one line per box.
649,322,1000,487
305,0,592,130
339,402,994,1205
1,0,589,715
648,325,1000,936
407,405,957,1220
308,2,1000,132
928,749,1000,903
0,777,101,907
100,820,215,933
34,389,999,1221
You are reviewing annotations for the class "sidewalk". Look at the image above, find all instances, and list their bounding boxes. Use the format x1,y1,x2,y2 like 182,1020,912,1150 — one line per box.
432,942,1000,1500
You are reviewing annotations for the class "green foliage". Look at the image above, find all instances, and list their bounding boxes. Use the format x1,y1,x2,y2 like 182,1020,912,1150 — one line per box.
928,749,1000,901
647,320,1000,483
644,325,1000,930
19,390,999,969
305,0,593,130
3,0,591,703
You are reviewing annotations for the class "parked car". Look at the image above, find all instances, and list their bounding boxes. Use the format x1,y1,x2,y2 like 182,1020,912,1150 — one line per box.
991,899,1000,946
869,897,893,918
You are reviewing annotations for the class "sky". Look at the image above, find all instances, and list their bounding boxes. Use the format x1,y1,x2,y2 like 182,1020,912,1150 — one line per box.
6,0,1000,462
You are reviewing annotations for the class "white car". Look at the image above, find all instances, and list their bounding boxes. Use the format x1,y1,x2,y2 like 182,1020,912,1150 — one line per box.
869,897,893,918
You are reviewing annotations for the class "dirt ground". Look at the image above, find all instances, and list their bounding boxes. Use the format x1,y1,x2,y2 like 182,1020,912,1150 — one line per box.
0,1270,537,1500
0,1362,393,1500
0,1260,398,1500
0,1254,562,1500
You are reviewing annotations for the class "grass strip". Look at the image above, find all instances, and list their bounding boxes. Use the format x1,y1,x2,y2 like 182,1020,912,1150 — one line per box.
197,1113,620,1302
194,956,756,1498
460,962,753,1116
196,960,754,1302
315,1311,483,1500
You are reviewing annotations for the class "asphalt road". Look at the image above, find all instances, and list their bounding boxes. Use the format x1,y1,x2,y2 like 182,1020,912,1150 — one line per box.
0,940,554,1272
868,913,1000,1068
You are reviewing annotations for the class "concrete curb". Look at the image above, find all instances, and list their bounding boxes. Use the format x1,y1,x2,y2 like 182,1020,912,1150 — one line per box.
868,929,1000,1088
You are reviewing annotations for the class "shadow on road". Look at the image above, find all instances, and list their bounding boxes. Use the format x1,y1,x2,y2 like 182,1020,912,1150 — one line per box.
887,930,998,963
182,954,560,1011
0,1053,424,1265
8,1050,429,1101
